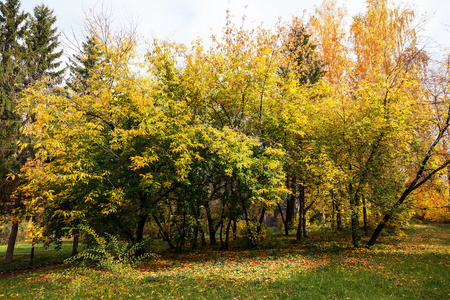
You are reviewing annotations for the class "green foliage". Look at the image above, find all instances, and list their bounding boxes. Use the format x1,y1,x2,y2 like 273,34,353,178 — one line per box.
66,225,154,275
0,220,26,245
25,4,64,84
281,23,326,85
242,221,269,247
0,0,28,202
68,36,101,92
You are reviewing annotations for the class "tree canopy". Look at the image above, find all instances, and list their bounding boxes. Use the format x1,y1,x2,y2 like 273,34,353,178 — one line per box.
2,0,450,262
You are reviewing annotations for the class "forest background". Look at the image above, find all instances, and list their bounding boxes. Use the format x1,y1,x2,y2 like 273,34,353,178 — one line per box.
1,0,450,267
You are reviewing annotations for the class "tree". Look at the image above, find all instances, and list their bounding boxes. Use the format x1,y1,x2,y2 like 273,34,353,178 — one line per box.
309,0,350,85
18,20,288,250
1,1,63,264
25,4,63,85
366,54,450,246
0,0,27,265
68,36,101,93
277,19,327,239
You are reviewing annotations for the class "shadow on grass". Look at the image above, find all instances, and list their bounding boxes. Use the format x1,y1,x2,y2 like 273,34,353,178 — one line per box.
0,241,75,275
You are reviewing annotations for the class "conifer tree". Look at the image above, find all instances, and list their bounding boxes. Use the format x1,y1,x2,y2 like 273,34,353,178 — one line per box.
0,0,27,265
25,4,63,84
68,36,101,92
1,1,63,265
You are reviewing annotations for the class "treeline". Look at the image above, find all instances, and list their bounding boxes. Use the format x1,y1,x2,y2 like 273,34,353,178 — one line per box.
2,0,450,264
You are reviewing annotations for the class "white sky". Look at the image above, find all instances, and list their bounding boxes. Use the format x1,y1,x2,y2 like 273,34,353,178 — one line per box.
22,0,449,56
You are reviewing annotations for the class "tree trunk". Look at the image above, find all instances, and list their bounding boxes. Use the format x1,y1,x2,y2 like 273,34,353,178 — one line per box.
302,213,308,238
3,222,18,265
322,207,326,227
241,202,257,247
135,214,148,256
277,203,288,236
152,214,175,249
285,175,296,235
29,240,35,267
136,214,148,242
72,232,79,256
366,184,415,247
256,206,266,234
335,201,342,231
286,195,296,232
225,218,232,250
349,187,361,248
219,220,224,250
3,196,21,265
205,203,217,245
198,219,207,246
296,184,305,241
362,197,369,236
332,198,336,229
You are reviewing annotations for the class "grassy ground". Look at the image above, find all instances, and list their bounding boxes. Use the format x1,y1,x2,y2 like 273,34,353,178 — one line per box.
0,224,449,299
0,241,77,274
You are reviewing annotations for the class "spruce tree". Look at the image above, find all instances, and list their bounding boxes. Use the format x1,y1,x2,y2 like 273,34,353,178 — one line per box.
0,0,27,117
1,1,63,265
68,36,101,92
0,0,27,265
25,4,63,84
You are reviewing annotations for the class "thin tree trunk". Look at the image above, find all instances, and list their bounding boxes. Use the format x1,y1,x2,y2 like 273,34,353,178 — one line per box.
367,183,416,247
225,218,232,250
332,198,336,229
336,201,342,231
362,197,369,236
219,220,224,250
256,206,266,234
152,214,175,249
3,196,21,265
349,187,361,248
242,203,254,243
286,175,296,235
322,207,326,227
277,203,288,235
296,184,305,241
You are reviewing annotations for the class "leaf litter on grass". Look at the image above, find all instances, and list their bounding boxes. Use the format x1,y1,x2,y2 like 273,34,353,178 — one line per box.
140,246,329,285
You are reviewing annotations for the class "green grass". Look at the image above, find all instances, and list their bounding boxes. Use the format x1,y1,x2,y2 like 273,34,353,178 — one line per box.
1,224,449,299
0,241,76,273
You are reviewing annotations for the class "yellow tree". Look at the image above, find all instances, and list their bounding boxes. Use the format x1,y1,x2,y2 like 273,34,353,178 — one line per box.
309,0,351,85
175,15,335,243
17,16,289,251
146,18,295,246
17,22,202,244
367,53,450,246
308,0,430,247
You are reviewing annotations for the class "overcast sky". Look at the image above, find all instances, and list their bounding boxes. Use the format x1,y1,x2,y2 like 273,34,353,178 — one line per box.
22,0,450,55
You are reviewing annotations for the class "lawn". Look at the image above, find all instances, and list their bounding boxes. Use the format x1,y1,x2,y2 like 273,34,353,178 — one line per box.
1,224,449,299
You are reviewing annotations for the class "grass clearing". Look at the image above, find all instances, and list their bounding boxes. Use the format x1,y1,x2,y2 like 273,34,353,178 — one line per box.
1,224,449,299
